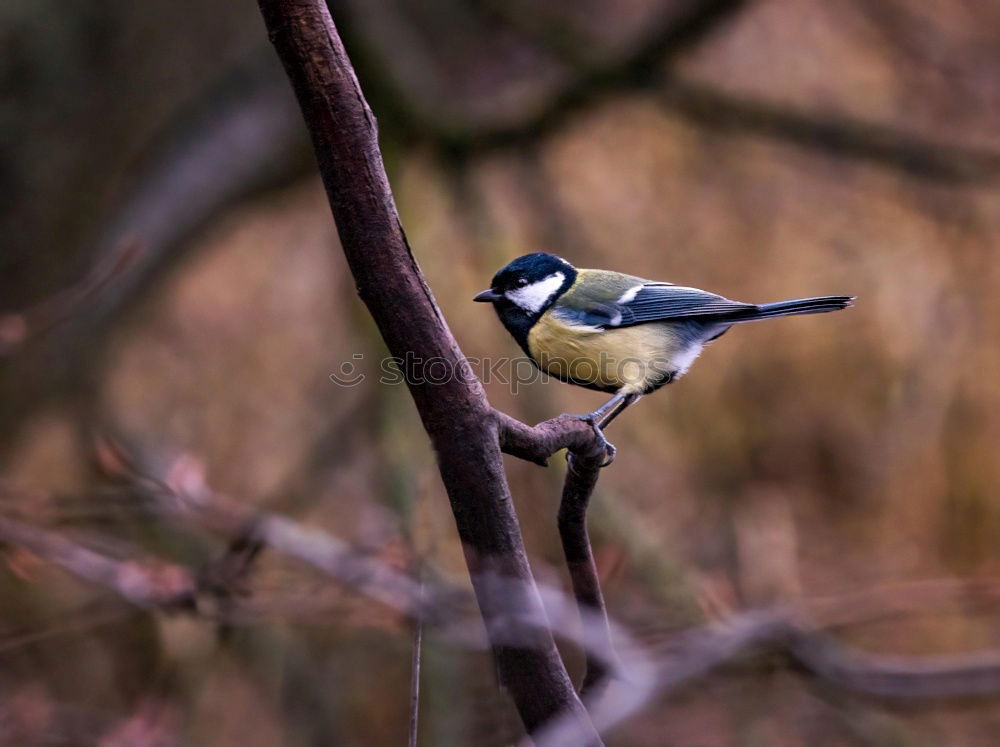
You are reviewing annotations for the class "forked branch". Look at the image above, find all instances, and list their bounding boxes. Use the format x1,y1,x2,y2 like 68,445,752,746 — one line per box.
495,408,621,694
255,0,601,739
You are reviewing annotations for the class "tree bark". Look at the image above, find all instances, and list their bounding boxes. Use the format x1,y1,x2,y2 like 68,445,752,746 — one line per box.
254,0,598,739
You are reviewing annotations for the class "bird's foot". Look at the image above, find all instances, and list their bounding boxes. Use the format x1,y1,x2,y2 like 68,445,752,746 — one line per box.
563,411,617,468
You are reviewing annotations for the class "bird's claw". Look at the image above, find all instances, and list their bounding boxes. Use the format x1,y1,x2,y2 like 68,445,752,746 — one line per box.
562,412,617,468
598,440,616,468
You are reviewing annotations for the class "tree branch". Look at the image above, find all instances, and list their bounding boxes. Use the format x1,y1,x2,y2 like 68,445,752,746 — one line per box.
660,78,1000,184
495,410,621,695
0,239,141,357
531,604,1000,747
254,1,598,738
558,454,620,696
0,515,196,611
495,410,607,466
349,0,1000,185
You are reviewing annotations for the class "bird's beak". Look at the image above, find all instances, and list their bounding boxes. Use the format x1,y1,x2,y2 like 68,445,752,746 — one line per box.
473,289,501,303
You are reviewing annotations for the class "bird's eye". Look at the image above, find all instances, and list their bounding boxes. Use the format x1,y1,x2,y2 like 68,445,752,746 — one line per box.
516,278,528,287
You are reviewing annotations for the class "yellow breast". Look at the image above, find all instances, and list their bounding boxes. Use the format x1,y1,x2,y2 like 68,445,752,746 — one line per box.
527,312,687,394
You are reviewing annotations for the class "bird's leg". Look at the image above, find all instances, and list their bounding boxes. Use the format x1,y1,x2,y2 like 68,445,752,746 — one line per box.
565,392,641,467
595,392,641,430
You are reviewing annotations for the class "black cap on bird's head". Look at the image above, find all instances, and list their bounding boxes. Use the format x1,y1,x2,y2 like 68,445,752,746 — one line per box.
473,253,576,312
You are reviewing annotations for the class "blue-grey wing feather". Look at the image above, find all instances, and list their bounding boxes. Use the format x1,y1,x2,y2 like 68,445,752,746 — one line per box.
557,283,755,328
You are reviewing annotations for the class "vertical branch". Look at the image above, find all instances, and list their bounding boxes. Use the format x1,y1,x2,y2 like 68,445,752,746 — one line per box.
559,455,620,695
253,0,598,740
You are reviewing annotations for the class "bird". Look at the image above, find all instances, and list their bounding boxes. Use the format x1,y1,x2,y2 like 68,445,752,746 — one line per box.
474,252,853,464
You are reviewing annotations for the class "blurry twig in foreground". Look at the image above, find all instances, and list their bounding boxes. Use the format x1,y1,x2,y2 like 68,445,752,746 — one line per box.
95,434,452,624
530,606,1000,747
101,432,634,658
8,469,1000,746
0,514,196,611
0,240,142,357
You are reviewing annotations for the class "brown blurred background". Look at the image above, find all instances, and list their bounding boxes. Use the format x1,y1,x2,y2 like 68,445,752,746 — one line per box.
2,0,1000,744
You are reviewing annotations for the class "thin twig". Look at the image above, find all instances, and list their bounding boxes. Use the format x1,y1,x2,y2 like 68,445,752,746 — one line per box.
408,572,424,747
0,239,142,357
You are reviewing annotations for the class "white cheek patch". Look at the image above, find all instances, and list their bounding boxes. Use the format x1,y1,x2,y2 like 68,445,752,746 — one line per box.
505,272,565,313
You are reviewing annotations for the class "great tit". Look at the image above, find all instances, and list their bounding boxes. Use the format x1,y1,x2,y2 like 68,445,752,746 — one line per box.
474,252,853,457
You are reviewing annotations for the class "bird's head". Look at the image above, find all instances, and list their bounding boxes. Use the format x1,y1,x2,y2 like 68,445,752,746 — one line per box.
473,252,577,320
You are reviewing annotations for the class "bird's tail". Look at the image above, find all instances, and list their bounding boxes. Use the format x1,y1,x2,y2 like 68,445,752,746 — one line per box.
733,295,854,322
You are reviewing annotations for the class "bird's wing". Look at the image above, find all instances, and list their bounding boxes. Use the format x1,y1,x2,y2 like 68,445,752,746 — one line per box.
555,279,756,329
